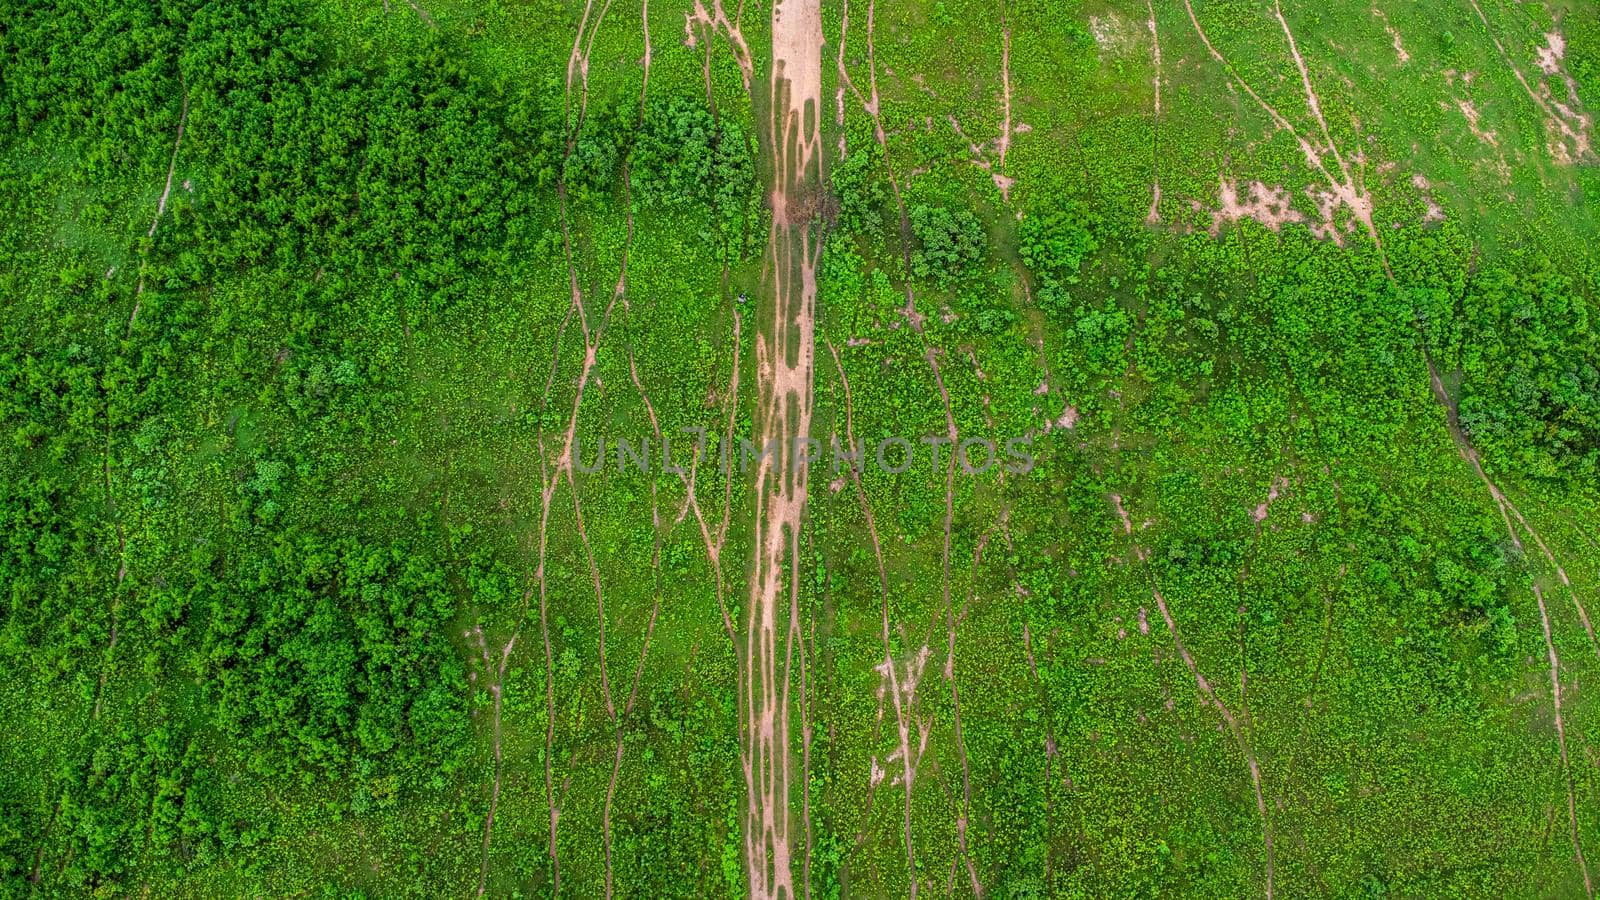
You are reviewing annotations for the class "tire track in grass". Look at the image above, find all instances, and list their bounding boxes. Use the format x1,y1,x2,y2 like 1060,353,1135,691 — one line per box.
516,7,634,887
595,33,745,873
472,625,518,898
523,203,622,896
1181,2,1589,889
597,22,664,888
927,346,983,898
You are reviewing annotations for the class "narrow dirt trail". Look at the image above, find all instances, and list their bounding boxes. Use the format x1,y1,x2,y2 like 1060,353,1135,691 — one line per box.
837,0,915,316
601,465,670,898
1179,5,1585,892
928,346,982,898
744,0,824,892
595,24,666,893
399,0,435,27
1272,0,1351,185
567,0,618,142
1021,620,1060,884
828,341,923,894
1370,2,1409,64
128,85,190,334
532,181,630,895
1145,0,1162,224
685,0,755,92
1535,580,1594,898
837,9,987,882
1151,586,1275,900
690,311,744,643
518,8,636,888
473,627,517,898
998,15,1014,180
1505,499,1600,656
148,87,188,238
1464,0,1592,161
1426,359,1595,897
1182,0,1383,256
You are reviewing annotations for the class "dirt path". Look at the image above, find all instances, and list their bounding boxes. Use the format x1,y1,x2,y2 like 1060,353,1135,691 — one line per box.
148,87,188,238
1426,358,1596,657
1145,0,1162,224
743,0,824,893
1535,580,1593,897
530,196,624,894
1464,0,1591,162
1370,2,1409,64
472,628,517,897
519,12,638,887
1426,359,1594,897
827,341,923,893
128,85,190,334
567,0,618,144
1273,1,1350,185
1151,586,1275,899
684,0,754,92
601,465,670,898
694,312,744,642
838,0,916,320
592,31,667,893
837,13,986,882
400,0,435,28
998,16,1014,180
947,524,1001,897
639,0,651,99
1183,0,1383,258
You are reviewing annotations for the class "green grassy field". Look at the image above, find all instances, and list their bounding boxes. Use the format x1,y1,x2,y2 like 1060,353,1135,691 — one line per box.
3,0,1600,896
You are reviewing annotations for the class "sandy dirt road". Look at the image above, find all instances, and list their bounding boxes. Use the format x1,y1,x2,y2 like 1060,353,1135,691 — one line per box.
743,0,824,895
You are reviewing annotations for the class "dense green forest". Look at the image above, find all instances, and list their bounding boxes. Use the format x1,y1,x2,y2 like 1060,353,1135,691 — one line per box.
2,0,1600,895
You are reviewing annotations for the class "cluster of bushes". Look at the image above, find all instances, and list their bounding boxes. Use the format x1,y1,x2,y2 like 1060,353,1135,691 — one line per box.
0,0,764,890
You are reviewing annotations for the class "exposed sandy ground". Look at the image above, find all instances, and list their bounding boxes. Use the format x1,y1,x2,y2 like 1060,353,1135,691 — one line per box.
1369,2,1408,65
1411,174,1444,222
1465,1,1592,162
743,0,824,893
1212,179,1304,234
1183,0,1384,260
1456,99,1500,147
